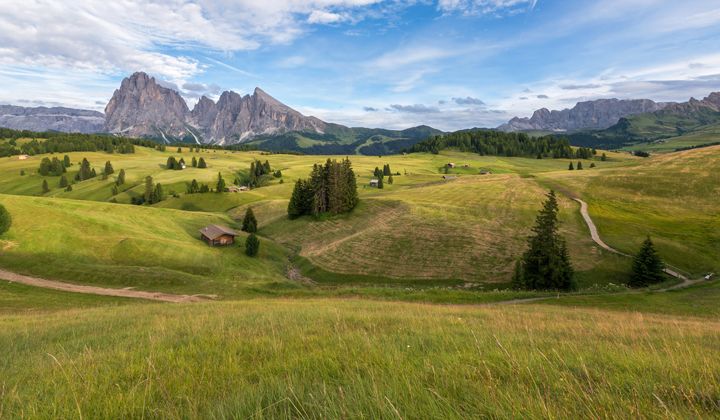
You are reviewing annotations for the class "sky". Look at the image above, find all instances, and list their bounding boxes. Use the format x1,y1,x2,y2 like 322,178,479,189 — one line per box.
1,0,719,131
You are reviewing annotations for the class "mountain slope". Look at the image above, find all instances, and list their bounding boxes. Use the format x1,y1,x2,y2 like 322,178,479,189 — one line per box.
566,92,720,149
0,105,104,133
498,99,668,132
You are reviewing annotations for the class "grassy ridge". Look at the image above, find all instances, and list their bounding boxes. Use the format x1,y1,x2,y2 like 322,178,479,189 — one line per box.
1,299,718,418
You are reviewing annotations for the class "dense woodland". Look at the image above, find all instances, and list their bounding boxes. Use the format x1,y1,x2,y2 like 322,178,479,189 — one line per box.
0,128,156,157
288,158,358,218
407,130,595,159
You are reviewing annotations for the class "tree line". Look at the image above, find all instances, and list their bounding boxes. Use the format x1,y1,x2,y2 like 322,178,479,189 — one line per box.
0,128,156,157
407,130,588,159
288,158,358,218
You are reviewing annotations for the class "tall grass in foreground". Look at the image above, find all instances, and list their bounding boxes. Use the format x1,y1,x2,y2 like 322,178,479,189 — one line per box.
1,299,718,418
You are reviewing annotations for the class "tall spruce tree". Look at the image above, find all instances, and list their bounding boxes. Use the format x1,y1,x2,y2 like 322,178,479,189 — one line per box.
116,169,126,186
629,237,665,287
383,164,391,176
288,179,312,219
152,183,164,203
104,161,114,175
63,155,71,167
42,179,49,193
59,175,68,188
245,233,260,257
241,208,258,233
0,203,11,236
144,176,154,204
515,190,575,290
577,161,583,170
198,157,207,168
216,172,226,192
568,162,574,170
192,156,198,167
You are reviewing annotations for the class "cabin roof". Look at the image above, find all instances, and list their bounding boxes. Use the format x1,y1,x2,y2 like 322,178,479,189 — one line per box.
200,224,238,240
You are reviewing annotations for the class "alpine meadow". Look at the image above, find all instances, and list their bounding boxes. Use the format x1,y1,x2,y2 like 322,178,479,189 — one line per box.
1,0,719,418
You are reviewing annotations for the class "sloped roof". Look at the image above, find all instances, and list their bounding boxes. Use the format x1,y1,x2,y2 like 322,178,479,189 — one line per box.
200,224,238,240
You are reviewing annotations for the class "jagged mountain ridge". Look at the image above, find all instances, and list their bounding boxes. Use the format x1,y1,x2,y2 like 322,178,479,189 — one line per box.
105,72,326,144
0,105,104,133
498,98,670,132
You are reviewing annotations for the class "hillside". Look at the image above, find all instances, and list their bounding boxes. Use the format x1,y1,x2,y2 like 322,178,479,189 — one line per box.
565,92,720,150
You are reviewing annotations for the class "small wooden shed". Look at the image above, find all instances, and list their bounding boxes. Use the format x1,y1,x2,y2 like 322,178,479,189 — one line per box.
200,225,238,246
369,179,379,187
18,154,29,160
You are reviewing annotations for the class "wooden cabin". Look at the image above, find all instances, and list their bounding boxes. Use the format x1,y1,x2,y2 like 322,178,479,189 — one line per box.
199,225,238,246
18,154,29,160
226,185,249,193
369,179,380,187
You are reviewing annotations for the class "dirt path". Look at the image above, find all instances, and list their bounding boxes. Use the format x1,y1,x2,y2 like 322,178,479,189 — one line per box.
573,198,702,289
0,269,215,303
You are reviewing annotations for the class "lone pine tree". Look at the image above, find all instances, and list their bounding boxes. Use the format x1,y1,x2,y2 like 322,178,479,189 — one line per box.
513,190,575,291
0,203,11,236
242,208,258,233
245,233,260,257
629,237,665,287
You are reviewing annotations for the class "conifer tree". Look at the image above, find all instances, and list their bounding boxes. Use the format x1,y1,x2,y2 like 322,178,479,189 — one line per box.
65,185,72,192
116,169,126,186
144,176,154,203
59,175,68,188
20,170,25,176
216,172,226,192
0,204,10,236
288,179,312,219
245,233,260,257
568,162,574,170
383,164,391,176
104,161,114,175
601,153,607,161
91,168,97,178
198,157,207,168
112,185,118,196
177,147,182,153
152,183,164,203
629,237,665,287
590,163,596,168
377,176,384,189
577,161,583,170
388,174,394,184
241,208,258,233
192,156,198,167
42,179,49,193
514,190,575,291
63,155,71,167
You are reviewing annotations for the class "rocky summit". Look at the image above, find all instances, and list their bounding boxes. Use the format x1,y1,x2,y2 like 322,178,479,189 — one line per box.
498,98,669,132
105,72,326,144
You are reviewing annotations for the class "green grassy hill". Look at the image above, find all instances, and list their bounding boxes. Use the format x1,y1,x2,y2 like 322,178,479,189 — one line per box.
1,141,719,417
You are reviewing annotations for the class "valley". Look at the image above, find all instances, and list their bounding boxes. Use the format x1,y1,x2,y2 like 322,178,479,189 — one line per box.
1,129,719,418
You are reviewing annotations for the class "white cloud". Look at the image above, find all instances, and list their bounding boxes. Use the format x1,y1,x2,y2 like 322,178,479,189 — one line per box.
308,10,347,24
438,0,537,15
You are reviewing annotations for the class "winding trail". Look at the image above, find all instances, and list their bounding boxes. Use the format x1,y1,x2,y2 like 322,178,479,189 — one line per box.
573,198,704,290
0,269,215,303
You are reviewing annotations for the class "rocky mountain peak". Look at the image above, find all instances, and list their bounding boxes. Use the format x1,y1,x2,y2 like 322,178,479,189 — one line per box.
105,72,189,138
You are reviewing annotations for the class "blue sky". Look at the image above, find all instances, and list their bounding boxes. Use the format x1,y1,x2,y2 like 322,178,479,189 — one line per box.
1,0,719,130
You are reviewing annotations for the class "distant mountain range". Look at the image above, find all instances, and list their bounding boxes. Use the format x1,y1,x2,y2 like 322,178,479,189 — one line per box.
0,105,104,133
2,71,718,153
0,72,440,154
497,99,670,132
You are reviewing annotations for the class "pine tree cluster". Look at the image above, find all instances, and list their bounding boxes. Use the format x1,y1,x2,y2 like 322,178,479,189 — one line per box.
166,156,186,170
248,160,272,188
288,158,358,219
38,157,67,176
74,158,96,181
186,179,211,194
513,191,575,291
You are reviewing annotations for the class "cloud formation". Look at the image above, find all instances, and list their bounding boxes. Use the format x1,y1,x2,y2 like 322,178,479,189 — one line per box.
452,96,485,105
389,104,441,113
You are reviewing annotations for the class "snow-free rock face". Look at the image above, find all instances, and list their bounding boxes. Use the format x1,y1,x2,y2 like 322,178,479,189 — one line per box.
498,99,669,132
104,72,189,138
189,88,326,144
0,105,104,133
106,72,326,144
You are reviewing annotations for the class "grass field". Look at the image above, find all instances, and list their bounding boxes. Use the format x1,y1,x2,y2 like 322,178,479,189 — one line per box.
1,298,718,418
1,141,719,417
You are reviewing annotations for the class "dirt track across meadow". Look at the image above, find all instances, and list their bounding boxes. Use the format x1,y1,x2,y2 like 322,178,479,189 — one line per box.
0,268,215,303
